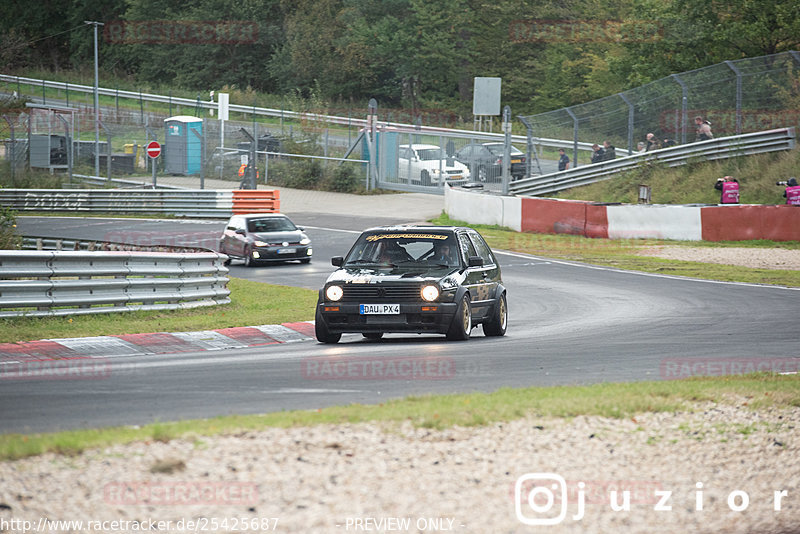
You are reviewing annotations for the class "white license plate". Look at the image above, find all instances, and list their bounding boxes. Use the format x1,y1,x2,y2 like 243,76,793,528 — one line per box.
360,304,400,315
277,248,296,254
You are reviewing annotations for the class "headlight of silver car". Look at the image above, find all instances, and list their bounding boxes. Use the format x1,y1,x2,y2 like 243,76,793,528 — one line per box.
253,240,268,247
326,285,343,301
421,285,440,302
300,235,311,245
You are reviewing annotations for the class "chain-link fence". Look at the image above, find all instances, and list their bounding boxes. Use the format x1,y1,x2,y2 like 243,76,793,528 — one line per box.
0,88,368,190
519,51,800,167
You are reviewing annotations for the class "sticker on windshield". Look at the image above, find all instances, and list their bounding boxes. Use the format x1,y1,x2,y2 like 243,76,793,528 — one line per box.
366,233,448,242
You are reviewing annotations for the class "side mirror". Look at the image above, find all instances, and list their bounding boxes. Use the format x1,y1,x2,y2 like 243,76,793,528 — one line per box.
331,256,344,267
468,256,484,267
235,228,246,235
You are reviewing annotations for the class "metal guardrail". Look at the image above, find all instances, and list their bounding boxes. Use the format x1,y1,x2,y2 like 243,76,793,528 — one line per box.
21,235,211,253
72,174,186,189
510,128,796,196
0,250,230,318
0,189,235,218
1,73,592,152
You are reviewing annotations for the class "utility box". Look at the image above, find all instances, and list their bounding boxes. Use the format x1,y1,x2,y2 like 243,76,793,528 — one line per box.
164,116,203,175
30,134,69,168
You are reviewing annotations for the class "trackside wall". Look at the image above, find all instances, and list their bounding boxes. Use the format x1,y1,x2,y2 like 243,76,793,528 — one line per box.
444,187,800,241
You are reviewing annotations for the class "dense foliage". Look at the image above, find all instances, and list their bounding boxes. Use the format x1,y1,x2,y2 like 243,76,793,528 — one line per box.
2,0,798,115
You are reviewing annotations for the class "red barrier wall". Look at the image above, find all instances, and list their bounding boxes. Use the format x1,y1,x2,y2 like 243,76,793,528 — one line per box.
520,198,609,238
701,205,800,242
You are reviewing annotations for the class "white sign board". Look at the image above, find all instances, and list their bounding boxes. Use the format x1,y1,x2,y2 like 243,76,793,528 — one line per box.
218,92,229,121
473,77,501,116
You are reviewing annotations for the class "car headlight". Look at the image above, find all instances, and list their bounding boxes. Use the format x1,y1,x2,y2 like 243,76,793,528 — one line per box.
300,236,311,245
253,240,268,247
326,285,343,301
421,285,439,302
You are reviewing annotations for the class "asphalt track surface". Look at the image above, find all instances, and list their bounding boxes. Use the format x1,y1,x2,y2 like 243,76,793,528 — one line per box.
3,215,799,433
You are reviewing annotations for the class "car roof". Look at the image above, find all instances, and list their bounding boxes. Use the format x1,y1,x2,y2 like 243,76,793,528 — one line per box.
399,144,440,150
236,213,290,220
358,225,472,234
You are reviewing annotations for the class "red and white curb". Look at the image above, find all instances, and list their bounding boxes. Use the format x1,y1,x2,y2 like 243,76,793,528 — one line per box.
0,322,315,364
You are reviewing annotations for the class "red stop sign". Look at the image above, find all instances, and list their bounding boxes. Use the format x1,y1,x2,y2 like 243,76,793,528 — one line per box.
146,141,161,159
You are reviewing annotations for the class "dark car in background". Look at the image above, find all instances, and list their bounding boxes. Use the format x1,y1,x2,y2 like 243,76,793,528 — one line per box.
219,213,312,266
454,142,526,182
315,225,508,343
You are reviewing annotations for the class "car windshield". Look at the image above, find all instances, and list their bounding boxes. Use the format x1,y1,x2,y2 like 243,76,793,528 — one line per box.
345,232,459,267
417,148,444,161
247,217,297,232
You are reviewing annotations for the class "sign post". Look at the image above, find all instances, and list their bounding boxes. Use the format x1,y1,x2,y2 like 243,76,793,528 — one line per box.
147,140,161,187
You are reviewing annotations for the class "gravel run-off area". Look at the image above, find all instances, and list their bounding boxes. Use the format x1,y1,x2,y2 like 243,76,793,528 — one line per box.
638,246,800,270
1,402,798,533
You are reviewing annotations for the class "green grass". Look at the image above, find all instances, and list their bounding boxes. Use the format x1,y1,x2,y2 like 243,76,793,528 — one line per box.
0,278,317,344
1,373,796,461
431,214,800,287
551,147,800,205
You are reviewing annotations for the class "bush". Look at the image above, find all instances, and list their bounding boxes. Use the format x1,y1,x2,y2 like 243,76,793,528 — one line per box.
0,206,21,250
265,157,365,193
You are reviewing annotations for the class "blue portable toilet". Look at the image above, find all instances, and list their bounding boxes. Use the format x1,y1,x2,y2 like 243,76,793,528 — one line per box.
164,116,203,175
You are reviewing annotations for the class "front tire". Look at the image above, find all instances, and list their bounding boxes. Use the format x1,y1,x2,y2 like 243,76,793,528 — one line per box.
421,170,431,186
300,258,311,264
315,308,341,344
243,246,255,267
362,333,384,341
483,292,507,337
446,294,472,341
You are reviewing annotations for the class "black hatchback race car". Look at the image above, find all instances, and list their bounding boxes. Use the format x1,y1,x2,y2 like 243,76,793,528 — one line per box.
315,226,508,343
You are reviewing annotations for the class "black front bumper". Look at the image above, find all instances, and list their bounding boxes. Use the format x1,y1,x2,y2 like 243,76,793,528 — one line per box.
252,245,311,262
317,301,458,335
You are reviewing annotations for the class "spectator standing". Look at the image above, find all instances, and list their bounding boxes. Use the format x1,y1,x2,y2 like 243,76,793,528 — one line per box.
602,140,616,161
695,116,713,141
783,177,800,205
591,144,605,164
714,176,739,204
558,148,570,171
645,133,660,151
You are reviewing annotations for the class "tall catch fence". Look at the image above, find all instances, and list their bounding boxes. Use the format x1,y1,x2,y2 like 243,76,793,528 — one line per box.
519,51,800,168
0,78,368,190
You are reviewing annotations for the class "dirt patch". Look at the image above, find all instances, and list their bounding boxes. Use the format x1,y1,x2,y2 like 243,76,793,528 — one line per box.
639,246,800,270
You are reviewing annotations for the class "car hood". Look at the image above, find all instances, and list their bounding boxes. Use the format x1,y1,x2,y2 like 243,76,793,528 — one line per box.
326,265,458,284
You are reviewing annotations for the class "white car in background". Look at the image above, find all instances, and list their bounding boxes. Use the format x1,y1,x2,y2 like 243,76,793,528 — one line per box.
398,144,471,186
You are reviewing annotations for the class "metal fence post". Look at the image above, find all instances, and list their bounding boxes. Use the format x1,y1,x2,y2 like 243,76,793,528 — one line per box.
2,115,14,182
618,92,635,155
56,114,72,184
565,107,579,167
671,74,688,144
724,60,743,135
